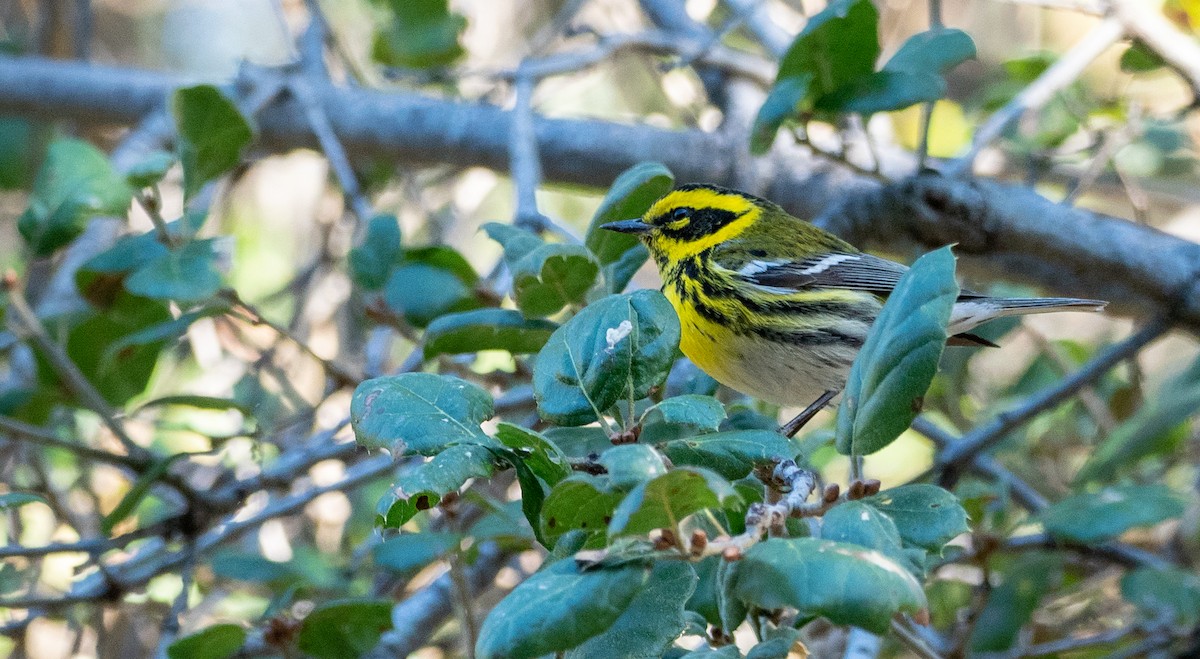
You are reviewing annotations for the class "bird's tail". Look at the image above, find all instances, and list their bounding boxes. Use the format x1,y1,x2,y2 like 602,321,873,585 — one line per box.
990,297,1108,316
948,296,1106,336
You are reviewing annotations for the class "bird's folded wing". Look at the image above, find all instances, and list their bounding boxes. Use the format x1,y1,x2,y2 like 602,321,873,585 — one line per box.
729,252,911,296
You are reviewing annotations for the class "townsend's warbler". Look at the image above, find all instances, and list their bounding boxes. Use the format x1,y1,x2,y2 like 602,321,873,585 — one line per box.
602,184,1106,408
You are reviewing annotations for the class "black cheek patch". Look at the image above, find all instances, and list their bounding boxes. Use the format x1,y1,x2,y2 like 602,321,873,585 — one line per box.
662,208,741,242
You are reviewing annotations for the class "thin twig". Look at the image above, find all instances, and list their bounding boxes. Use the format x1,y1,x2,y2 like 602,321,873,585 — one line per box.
948,16,1125,177
2,274,149,463
1113,0,1200,101
890,618,946,659
778,389,838,437
935,317,1169,477
0,414,145,470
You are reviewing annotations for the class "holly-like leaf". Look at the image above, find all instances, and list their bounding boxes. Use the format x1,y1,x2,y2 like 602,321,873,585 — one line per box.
372,0,466,69
836,246,958,456
821,501,921,574
541,475,626,548
124,238,226,303
600,444,669,488
660,430,795,480
377,444,498,528
608,467,739,537
167,624,246,659
1041,484,1186,544
125,150,175,189
533,290,680,426
424,309,557,359
1077,355,1200,483
349,214,402,290
864,484,969,551
18,138,133,256
172,85,253,200
970,554,1060,652
494,422,571,486
383,263,478,328
297,599,393,659
485,223,600,317
476,559,651,659
1121,567,1200,628
350,373,494,453
564,562,698,659
585,162,674,292
750,76,812,155
373,532,462,573
649,395,727,432
731,537,927,634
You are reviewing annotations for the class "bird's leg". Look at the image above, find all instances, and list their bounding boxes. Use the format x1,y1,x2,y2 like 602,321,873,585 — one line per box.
778,389,839,438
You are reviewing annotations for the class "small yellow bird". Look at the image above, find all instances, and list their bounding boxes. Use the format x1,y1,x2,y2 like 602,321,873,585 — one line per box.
602,184,1106,408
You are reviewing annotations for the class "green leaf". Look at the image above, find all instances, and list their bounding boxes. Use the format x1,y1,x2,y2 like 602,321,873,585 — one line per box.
172,85,253,200
1041,484,1185,544
1077,357,1200,483
970,554,1059,652
731,537,927,634
485,223,600,317
167,624,246,659
0,492,47,509
383,263,478,328
493,446,553,547
541,475,626,548
125,150,175,189
750,76,812,155
372,0,466,69
18,138,133,256
886,28,976,75
423,309,556,359
1121,39,1167,73
533,290,680,426
776,0,879,101
132,395,252,417
608,468,739,537
76,229,169,306
297,599,393,659
403,245,479,284
820,501,919,573
377,444,497,528
102,452,191,534
1121,567,1200,628
475,559,650,659
52,292,173,407
863,484,968,551
564,562,698,659
124,238,225,303
211,551,296,583
817,70,944,115
585,162,674,292
661,430,795,480
650,395,726,432
745,629,803,659
349,214,402,290
820,28,974,115
495,422,571,485
600,444,669,488
836,246,958,456
350,373,494,453
0,117,39,190
373,532,461,573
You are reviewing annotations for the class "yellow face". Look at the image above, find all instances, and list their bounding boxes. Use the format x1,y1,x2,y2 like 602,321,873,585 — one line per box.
639,185,762,262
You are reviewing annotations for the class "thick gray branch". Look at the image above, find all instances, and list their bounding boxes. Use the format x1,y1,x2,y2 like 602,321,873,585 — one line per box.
2,56,1198,328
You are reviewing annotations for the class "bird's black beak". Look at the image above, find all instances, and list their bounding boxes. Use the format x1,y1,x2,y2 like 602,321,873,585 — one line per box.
600,219,653,234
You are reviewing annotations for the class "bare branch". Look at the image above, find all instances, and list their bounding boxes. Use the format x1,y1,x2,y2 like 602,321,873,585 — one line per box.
1,57,1197,328
935,317,1169,477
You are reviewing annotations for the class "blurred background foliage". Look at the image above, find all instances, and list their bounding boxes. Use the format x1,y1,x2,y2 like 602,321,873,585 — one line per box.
0,0,1198,657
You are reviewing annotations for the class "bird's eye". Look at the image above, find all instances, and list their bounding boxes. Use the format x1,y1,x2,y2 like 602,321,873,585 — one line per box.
670,207,692,223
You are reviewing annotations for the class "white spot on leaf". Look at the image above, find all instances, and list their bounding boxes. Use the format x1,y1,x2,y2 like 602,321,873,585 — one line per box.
606,320,633,351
